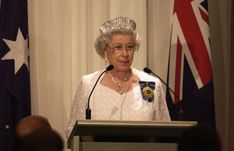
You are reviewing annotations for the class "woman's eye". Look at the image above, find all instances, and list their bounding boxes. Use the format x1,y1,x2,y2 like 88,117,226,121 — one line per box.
115,46,123,50
127,45,134,49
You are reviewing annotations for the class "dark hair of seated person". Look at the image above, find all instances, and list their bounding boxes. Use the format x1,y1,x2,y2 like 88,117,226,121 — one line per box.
178,125,221,151
18,128,63,151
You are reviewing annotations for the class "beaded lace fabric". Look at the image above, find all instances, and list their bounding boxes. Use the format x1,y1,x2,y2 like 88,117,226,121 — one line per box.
65,68,171,137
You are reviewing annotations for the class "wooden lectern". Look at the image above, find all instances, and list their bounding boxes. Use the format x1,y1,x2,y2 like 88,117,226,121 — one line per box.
67,120,197,151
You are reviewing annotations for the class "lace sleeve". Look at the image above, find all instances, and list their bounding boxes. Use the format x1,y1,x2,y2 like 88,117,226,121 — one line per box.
65,77,87,138
154,80,171,121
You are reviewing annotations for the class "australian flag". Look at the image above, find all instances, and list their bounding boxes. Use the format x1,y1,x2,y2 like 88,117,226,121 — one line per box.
166,0,215,126
0,0,31,150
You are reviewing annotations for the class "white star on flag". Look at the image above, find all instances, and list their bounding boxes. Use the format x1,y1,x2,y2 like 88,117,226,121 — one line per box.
1,28,29,74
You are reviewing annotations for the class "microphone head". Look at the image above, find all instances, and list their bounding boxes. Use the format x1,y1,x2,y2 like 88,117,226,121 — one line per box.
143,67,152,74
106,65,114,71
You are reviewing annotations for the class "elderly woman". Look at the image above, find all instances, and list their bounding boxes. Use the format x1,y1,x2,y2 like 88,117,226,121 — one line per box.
65,17,171,137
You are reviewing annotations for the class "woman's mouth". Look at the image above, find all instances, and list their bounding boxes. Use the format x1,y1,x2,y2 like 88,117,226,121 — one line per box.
119,61,129,64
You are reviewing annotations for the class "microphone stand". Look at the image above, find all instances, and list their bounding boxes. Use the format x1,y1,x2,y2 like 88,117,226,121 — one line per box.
86,65,114,119
143,67,184,121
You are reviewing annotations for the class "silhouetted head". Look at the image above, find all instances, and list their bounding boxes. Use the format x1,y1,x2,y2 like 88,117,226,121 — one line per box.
16,115,51,138
178,125,221,151
19,128,63,151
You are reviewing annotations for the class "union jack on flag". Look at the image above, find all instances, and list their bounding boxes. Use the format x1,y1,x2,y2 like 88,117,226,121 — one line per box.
166,0,215,126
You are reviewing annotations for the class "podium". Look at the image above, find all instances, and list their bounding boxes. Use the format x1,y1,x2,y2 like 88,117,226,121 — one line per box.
67,120,197,151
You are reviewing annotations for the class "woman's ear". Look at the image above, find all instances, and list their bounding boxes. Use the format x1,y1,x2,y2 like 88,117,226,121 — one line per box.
104,52,109,65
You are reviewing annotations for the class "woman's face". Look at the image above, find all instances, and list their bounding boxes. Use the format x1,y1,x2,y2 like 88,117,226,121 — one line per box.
105,34,135,72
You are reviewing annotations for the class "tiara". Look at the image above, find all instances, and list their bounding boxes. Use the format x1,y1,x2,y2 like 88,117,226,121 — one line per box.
99,17,136,33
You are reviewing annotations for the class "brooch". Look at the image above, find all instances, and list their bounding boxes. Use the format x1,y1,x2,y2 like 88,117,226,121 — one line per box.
139,81,155,102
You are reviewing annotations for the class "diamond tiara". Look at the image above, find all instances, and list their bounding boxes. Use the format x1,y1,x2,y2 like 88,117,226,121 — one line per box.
99,17,136,33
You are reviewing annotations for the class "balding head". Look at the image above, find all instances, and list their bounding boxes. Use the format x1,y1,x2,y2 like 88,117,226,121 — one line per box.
19,129,63,151
178,126,221,151
16,115,51,138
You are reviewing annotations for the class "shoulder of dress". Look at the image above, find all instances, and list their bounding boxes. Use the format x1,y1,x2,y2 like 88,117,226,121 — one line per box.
81,69,105,84
133,68,161,83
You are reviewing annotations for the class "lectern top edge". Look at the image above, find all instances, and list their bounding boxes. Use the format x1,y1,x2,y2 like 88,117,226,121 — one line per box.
67,120,197,148
76,120,197,127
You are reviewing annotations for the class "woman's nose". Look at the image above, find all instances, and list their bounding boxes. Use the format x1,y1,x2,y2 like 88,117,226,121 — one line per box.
121,47,129,56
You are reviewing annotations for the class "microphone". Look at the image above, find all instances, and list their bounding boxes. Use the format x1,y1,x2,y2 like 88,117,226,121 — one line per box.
86,65,114,119
143,67,183,120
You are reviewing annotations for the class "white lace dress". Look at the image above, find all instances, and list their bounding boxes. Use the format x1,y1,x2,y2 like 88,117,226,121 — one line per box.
65,68,171,137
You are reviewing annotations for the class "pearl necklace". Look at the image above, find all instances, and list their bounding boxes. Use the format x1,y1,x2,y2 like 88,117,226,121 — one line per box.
109,72,129,94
